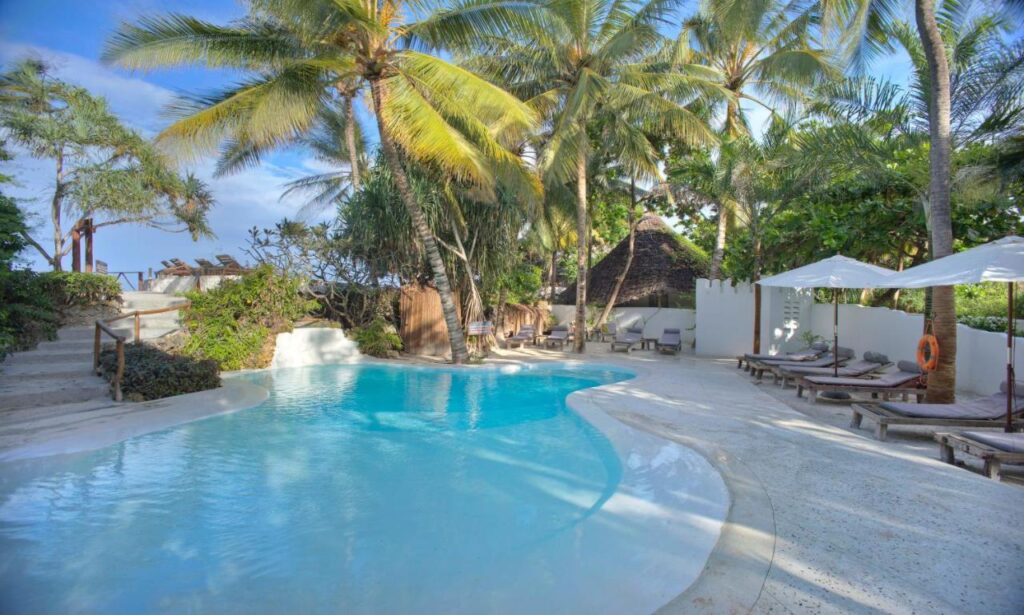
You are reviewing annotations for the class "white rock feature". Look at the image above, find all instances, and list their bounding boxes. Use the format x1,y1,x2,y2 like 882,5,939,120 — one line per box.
271,327,361,368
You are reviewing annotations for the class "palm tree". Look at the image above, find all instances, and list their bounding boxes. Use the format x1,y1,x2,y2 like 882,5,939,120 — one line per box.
104,0,538,363
676,0,836,279
817,0,1020,401
473,0,721,351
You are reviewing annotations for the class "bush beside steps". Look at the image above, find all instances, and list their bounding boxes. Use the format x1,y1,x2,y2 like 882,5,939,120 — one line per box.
98,343,220,402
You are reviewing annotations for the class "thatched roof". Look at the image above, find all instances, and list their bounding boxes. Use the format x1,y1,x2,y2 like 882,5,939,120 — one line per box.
558,215,710,305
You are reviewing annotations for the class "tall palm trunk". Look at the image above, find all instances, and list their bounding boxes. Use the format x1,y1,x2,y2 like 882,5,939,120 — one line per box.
343,95,361,190
573,148,589,353
369,80,469,363
548,249,558,303
710,203,728,280
51,151,64,271
916,0,956,403
595,181,638,329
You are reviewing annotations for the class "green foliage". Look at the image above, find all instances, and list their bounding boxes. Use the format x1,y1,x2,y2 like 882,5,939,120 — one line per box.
39,272,122,309
958,316,1023,336
0,270,58,357
0,194,27,268
182,266,318,370
352,318,403,357
502,263,543,305
99,343,220,401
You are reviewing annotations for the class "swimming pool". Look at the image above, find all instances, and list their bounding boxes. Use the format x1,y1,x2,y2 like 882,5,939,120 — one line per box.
0,362,728,614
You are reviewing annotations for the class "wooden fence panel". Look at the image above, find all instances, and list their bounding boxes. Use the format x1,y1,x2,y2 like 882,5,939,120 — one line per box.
399,285,460,356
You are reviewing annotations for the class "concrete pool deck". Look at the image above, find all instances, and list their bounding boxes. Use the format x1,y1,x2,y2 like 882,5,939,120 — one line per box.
1,349,1022,613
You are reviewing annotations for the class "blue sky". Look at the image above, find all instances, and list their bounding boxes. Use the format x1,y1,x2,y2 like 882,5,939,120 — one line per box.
0,0,914,274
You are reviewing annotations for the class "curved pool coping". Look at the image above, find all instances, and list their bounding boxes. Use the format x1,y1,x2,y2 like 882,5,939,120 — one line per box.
0,358,775,614
492,357,776,613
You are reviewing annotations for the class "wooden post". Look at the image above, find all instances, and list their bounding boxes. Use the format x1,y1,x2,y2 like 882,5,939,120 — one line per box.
1006,282,1015,433
114,339,125,402
84,218,94,273
94,323,101,372
71,222,82,272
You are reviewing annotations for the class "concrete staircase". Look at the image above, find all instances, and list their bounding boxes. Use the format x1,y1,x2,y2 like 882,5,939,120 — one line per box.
0,292,188,411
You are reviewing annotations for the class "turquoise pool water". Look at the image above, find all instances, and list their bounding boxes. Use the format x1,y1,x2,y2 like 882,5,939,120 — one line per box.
0,362,665,614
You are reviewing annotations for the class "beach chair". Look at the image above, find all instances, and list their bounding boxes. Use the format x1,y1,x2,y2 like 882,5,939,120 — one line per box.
216,254,247,274
775,351,891,387
505,325,536,348
737,341,829,370
544,325,570,350
656,328,683,354
598,322,618,342
751,347,854,381
796,360,925,403
610,327,643,353
935,431,1024,480
850,381,1024,441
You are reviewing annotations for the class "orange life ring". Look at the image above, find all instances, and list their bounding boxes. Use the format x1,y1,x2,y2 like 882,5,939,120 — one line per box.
916,334,939,372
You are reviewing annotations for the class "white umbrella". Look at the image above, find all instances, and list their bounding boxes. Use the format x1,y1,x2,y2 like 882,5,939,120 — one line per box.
878,236,1024,431
758,255,897,376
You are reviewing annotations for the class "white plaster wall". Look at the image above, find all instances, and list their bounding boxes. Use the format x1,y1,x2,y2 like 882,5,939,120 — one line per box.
550,305,696,345
145,275,239,293
808,303,1022,395
271,327,361,369
693,279,813,358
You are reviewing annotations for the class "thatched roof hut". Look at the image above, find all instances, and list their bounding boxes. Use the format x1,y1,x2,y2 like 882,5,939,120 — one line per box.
558,215,710,307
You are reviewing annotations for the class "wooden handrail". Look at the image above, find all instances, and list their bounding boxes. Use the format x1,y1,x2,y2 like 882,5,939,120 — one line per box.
94,300,191,402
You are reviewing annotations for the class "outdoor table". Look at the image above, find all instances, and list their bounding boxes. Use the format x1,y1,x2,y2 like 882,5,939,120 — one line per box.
641,337,658,350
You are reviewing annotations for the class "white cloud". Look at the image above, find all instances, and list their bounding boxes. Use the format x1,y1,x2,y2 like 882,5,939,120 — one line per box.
0,41,175,135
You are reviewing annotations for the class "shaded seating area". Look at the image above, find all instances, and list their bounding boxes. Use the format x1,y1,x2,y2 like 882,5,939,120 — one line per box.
936,431,1024,480
610,327,643,352
750,347,854,381
738,341,829,370
850,382,1024,441
656,328,682,354
796,361,925,404
775,351,892,387
544,325,570,350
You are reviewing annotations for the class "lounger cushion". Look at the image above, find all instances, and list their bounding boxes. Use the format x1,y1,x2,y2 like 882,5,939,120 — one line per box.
811,341,830,351
785,360,878,376
881,392,1023,420
862,351,889,364
897,360,923,374
999,380,1024,395
804,370,920,387
962,431,1024,453
835,346,855,359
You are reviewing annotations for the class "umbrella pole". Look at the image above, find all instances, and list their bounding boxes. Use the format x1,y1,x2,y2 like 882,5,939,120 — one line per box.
1008,282,1015,433
833,289,839,378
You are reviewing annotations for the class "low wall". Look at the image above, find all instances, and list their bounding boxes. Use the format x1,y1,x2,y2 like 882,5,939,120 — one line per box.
693,279,814,358
145,275,239,293
271,327,361,369
809,304,1023,395
550,305,696,345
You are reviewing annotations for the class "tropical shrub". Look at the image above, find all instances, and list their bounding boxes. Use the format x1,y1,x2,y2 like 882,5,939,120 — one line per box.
352,318,403,357
0,270,58,357
99,344,220,401
182,265,318,370
958,316,1023,336
39,272,122,309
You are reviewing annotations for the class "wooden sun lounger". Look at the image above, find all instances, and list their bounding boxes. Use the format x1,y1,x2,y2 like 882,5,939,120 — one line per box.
736,346,825,370
777,359,890,388
935,432,1024,480
544,326,570,350
850,402,1021,442
505,326,536,348
752,349,854,382
656,328,682,354
798,375,924,404
610,328,643,353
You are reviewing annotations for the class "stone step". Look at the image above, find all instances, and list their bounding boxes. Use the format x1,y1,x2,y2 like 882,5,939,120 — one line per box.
0,362,95,380
0,376,110,410
4,348,94,365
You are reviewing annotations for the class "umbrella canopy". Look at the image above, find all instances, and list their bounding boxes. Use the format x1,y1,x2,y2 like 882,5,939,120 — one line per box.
757,255,897,378
757,254,898,288
874,236,1024,432
875,236,1024,287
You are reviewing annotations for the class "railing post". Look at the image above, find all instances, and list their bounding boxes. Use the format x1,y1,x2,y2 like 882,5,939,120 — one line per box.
114,339,124,402
134,312,141,344
93,322,101,373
